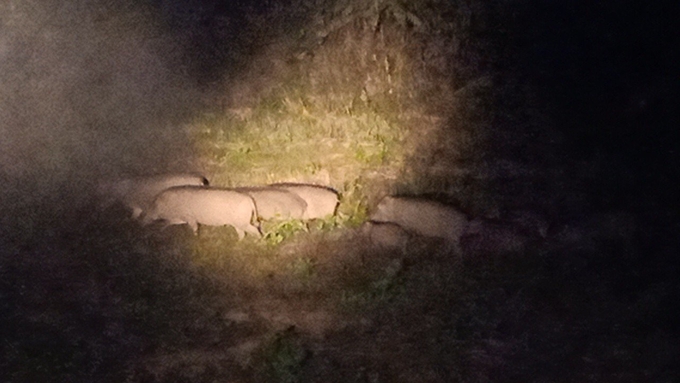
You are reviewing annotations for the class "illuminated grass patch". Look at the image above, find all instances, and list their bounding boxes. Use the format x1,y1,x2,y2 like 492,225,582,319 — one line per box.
175,2,490,339
191,99,406,217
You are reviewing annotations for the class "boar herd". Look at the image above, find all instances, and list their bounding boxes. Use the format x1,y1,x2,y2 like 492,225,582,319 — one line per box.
364,195,552,257
98,173,549,253
97,173,340,239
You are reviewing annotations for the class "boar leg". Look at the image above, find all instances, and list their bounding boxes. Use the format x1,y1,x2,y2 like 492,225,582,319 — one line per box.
187,220,199,234
234,227,246,240
245,224,263,238
131,207,144,220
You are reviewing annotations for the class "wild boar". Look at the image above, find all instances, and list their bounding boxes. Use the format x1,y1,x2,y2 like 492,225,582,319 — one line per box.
142,186,261,239
553,210,636,251
461,218,532,255
360,221,411,250
370,196,468,243
505,209,550,238
269,183,339,220
234,187,307,220
98,173,209,219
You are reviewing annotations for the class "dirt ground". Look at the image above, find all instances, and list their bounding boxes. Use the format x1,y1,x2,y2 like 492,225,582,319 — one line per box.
3,187,679,382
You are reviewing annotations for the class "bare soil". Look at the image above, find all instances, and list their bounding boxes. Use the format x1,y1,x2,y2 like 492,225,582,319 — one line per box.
2,196,679,382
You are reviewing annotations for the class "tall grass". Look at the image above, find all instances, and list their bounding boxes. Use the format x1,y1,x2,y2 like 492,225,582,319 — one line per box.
189,0,479,223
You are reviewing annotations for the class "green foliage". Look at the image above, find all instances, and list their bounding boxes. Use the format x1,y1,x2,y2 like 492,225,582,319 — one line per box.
256,328,308,383
262,219,309,246
290,256,316,283
340,258,405,309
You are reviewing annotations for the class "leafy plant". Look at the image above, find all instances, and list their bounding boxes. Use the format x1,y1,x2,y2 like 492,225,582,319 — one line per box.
262,219,309,246
290,256,316,283
256,328,308,383
340,258,405,308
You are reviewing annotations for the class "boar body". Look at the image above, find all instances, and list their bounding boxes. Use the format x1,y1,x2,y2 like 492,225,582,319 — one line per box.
144,186,261,239
99,173,209,219
505,209,550,238
370,196,468,243
461,218,531,255
269,183,339,220
361,221,411,250
235,187,307,220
